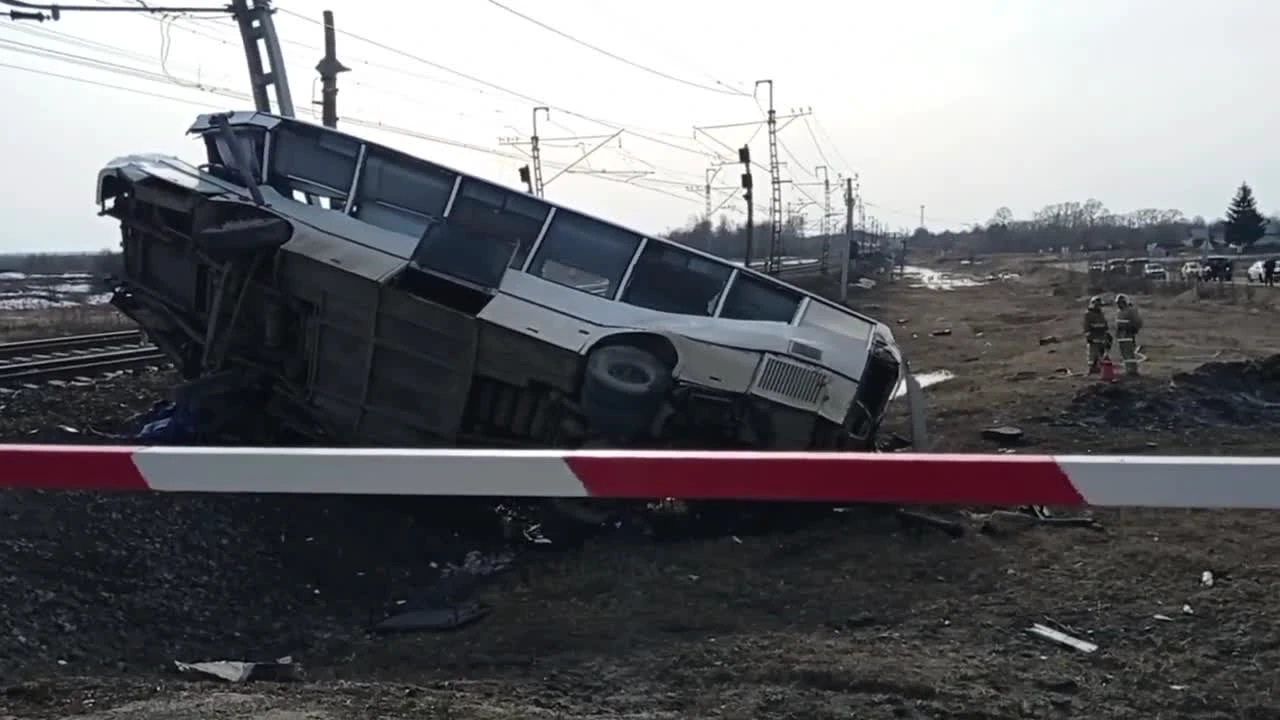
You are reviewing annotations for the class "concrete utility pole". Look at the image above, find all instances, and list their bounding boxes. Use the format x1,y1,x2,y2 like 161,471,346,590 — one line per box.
704,167,715,218
499,124,643,196
815,165,830,274
314,10,348,129
229,0,296,117
687,176,739,220
857,176,866,231
841,176,853,303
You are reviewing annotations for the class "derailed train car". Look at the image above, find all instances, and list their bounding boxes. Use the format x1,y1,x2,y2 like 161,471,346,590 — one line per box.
95,111,922,453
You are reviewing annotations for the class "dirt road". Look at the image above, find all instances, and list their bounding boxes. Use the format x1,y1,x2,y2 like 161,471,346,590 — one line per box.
2,264,1279,719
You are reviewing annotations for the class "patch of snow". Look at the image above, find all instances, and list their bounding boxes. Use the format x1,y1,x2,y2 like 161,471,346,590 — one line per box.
0,297,80,310
49,282,93,294
901,265,986,290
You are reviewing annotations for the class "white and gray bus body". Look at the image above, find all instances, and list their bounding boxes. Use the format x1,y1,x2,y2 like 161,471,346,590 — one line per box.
96,111,907,450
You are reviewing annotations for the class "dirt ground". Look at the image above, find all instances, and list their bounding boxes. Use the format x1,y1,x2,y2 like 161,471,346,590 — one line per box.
2,262,1280,719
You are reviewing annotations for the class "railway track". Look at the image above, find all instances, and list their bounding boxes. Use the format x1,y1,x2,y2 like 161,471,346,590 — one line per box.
0,265,830,388
0,330,167,385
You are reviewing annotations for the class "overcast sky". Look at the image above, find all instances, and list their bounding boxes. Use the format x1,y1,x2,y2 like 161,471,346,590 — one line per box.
0,0,1276,253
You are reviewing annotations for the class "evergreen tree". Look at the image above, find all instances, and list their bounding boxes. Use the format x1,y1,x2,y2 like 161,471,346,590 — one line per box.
1224,181,1267,249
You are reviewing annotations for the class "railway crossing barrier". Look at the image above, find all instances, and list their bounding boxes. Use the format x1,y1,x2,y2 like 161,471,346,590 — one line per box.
0,445,1278,509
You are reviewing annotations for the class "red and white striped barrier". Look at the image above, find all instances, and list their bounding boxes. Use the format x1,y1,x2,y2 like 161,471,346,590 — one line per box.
1,444,1278,508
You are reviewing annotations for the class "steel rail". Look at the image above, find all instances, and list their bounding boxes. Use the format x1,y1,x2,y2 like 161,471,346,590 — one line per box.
0,329,146,361
0,346,168,385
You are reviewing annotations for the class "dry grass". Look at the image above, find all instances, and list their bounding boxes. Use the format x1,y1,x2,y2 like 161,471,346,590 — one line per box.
0,305,135,342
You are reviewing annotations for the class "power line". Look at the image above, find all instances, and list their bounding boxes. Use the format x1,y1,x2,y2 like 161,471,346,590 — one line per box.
810,115,854,174
7,0,793,218
0,42,704,206
129,8,720,162
482,0,748,97
1,17,163,66
0,57,223,105
0,0,225,20
800,115,836,174
271,6,718,159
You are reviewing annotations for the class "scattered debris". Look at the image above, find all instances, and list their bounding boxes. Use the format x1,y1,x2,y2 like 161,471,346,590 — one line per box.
1201,571,1215,588
980,510,1101,536
930,328,952,337
1028,623,1097,654
981,426,1024,444
896,509,965,538
373,602,491,633
174,656,301,683
1039,336,1060,346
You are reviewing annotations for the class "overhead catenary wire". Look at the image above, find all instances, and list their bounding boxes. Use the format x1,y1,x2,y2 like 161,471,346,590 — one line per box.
0,57,223,105
7,0,888,225
809,115,854,175
81,0,720,152
100,4,727,162
271,6,720,160
0,41,705,205
800,116,836,175
481,0,749,98
5,9,904,220
0,0,225,17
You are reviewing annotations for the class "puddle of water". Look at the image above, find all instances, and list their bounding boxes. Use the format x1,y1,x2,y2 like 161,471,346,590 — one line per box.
901,265,986,290
890,369,955,400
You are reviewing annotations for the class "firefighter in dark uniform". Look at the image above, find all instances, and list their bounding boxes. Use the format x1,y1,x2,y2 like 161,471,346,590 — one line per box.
1083,295,1109,374
1114,293,1143,376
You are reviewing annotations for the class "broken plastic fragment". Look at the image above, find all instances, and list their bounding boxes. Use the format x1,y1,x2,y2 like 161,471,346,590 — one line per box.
373,602,491,633
1027,623,1097,653
173,656,301,683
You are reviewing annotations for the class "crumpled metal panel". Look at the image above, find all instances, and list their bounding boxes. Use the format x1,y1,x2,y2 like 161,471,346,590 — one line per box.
279,223,407,285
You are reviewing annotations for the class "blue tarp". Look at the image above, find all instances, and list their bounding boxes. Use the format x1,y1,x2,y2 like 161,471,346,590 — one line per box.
135,400,197,443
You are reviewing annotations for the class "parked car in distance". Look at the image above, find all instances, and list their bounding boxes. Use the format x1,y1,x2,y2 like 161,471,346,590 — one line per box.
1202,256,1233,282
1247,260,1265,283
1105,259,1127,273
1087,261,1105,273
1180,260,1203,280
1125,257,1150,277
1143,262,1168,280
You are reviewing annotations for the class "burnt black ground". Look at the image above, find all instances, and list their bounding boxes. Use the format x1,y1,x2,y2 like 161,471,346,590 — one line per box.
0,370,508,684
1057,355,1280,431
2,273,1280,718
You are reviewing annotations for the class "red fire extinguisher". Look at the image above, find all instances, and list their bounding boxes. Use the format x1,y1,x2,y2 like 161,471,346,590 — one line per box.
1099,355,1117,382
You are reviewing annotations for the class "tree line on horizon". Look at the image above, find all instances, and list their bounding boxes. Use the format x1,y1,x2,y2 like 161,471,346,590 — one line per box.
1,184,1271,277
665,181,1275,259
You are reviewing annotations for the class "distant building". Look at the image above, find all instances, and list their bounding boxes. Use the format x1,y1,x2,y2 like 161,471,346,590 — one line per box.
1258,221,1280,251
1186,221,1280,253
